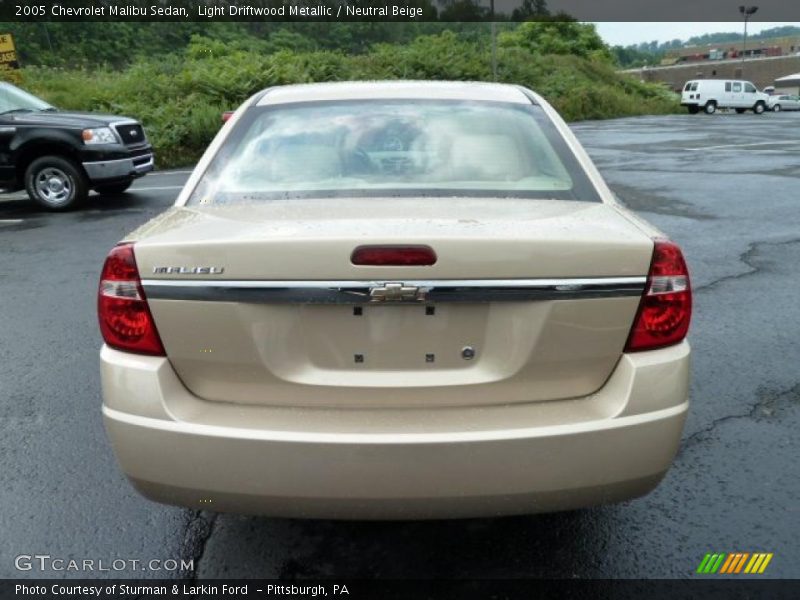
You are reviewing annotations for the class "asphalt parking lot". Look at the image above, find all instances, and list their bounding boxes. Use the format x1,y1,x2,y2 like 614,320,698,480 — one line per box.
1,112,799,579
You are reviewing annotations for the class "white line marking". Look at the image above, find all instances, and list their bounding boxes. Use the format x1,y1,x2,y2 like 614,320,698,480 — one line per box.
130,186,184,191
0,219,23,224
684,140,800,151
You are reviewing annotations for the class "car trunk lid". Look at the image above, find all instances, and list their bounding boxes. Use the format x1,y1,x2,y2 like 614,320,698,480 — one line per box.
132,198,653,408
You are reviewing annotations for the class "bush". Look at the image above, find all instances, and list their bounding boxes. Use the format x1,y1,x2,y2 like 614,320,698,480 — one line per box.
498,21,613,63
21,32,678,168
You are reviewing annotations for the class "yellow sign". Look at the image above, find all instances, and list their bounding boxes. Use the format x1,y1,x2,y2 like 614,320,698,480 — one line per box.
0,34,19,70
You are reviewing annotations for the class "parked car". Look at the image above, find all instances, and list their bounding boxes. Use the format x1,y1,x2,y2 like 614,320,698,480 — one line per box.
98,81,692,519
681,79,768,114
0,81,153,210
768,94,800,111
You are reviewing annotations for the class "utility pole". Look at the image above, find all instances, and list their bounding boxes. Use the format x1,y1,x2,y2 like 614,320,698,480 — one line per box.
739,5,758,74
42,24,53,53
490,0,497,81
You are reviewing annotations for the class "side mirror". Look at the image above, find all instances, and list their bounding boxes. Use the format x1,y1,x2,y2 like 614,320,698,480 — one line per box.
222,111,234,123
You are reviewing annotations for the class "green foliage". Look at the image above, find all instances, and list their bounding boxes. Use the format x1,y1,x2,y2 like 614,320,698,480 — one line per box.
352,31,490,80
498,21,613,63
611,45,662,68
21,28,678,169
0,22,461,67
496,49,676,121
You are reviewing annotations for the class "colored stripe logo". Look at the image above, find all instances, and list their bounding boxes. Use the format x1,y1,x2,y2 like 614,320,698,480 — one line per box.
696,552,773,574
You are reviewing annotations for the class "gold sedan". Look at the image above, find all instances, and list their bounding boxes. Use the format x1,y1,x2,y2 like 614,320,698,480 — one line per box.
98,81,691,519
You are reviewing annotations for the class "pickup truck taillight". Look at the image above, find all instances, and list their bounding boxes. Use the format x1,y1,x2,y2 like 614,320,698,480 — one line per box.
625,239,692,352
98,243,165,356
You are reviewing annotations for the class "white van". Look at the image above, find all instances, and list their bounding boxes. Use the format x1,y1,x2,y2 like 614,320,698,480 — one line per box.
681,79,769,114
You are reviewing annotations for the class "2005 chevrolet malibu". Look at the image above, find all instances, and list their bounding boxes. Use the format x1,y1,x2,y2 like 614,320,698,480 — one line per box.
98,81,691,519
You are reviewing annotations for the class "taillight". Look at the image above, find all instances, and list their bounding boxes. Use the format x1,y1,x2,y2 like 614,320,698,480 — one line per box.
624,239,692,352
351,245,437,266
221,111,234,123
98,243,165,356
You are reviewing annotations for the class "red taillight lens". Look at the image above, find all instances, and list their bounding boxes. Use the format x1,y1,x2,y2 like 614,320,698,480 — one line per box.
624,239,692,352
351,245,437,266
222,111,234,123
98,243,165,356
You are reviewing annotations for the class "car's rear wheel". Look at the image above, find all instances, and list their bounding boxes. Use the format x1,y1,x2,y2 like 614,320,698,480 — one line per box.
753,102,766,114
94,180,133,195
704,102,717,114
25,156,88,212
772,104,781,112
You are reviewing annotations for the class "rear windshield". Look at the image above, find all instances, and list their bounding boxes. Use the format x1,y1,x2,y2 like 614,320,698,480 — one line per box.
187,100,601,204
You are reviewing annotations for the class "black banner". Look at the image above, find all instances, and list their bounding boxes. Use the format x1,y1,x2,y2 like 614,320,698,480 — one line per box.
2,0,800,22
3,580,800,600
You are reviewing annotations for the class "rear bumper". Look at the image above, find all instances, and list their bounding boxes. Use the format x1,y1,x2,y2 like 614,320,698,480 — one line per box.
101,342,689,519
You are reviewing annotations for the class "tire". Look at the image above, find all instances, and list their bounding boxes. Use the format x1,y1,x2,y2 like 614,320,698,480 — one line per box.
753,102,766,115
704,102,717,114
772,104,781,112
94,180,133,195
687,106,700,114
24,155,88,211
735,108,746,114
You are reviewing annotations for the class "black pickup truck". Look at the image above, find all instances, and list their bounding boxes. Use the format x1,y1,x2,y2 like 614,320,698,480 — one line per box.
0,81,154,210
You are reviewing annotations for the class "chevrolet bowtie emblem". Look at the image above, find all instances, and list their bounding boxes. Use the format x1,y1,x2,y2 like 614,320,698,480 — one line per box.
369,282,426,302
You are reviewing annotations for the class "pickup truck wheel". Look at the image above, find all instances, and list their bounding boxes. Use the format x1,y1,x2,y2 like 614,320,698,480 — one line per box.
704,102,717,114
94,180,133,195
753,102,766,114
25,156,88,211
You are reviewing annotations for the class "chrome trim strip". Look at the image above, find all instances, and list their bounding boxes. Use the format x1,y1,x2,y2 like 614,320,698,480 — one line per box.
83,157,135,180
133,154,155,174
141,277,646,304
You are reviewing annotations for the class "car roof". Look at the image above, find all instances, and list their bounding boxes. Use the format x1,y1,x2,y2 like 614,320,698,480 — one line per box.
255,81,533,106
690,79,749,83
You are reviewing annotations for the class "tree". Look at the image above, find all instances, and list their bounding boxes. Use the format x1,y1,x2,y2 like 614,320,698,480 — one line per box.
498,21,612,62
511,0,549,21
438,0,488,21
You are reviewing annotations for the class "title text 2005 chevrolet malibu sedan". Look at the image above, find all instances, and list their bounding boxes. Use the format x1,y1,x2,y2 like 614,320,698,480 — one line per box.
98,81,691,519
